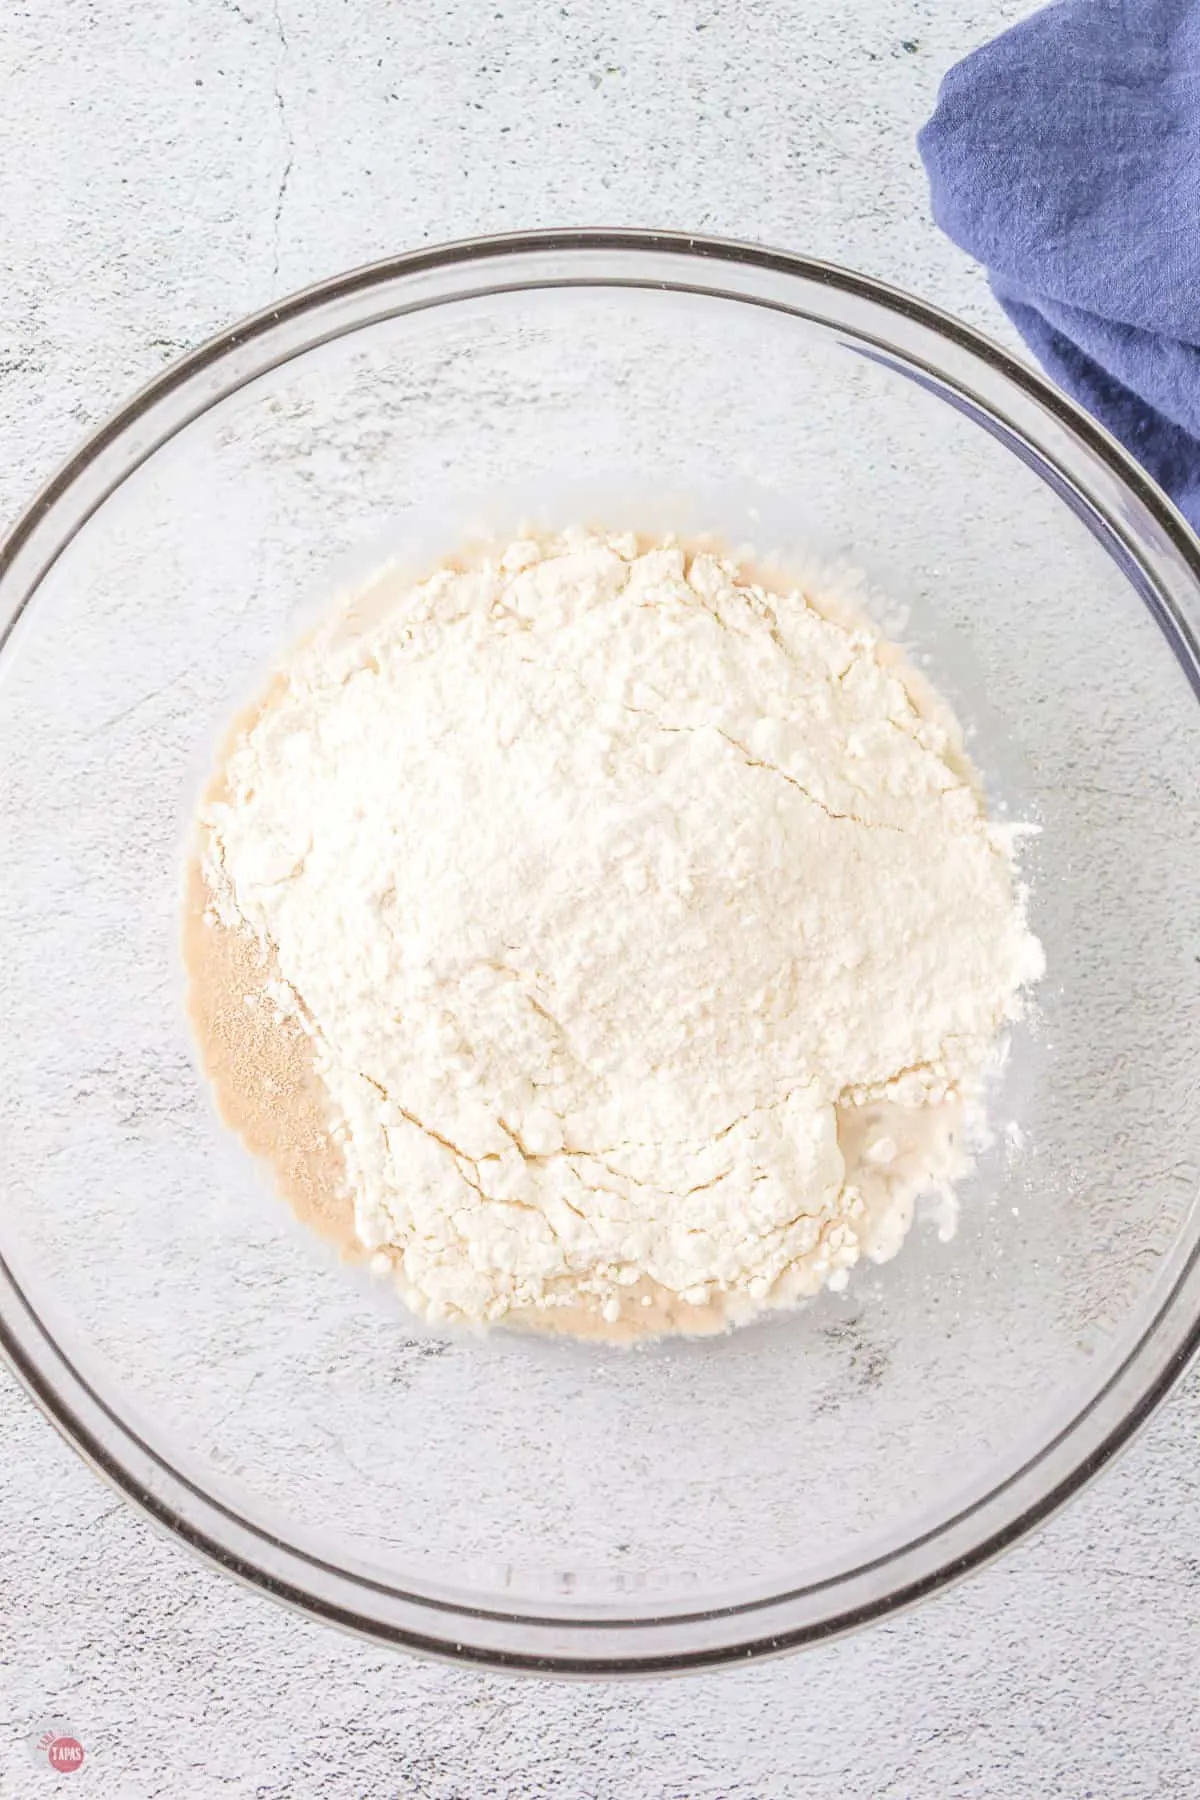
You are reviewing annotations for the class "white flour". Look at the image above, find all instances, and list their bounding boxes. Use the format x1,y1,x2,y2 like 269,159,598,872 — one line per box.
200,530,1043,1330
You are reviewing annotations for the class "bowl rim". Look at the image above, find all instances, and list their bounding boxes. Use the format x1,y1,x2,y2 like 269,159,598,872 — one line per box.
2,226,1199,1676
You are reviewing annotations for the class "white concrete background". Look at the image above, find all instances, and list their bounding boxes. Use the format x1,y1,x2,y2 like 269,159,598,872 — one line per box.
2,0,1198,1794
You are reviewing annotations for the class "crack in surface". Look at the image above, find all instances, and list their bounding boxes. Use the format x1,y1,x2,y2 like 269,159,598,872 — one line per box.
553,646,902,835
497,1116,535,1161
212,0,292,279
362,1072,483,1168
711,726,901,831
571,1149,735,1203
369,1079,566,1232
218,0,260,25
269,0,294,282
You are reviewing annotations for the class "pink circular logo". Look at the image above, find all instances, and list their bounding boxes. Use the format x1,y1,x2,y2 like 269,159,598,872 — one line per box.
47,1737,85,1772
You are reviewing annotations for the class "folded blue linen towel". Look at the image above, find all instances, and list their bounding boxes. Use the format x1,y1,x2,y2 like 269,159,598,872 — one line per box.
918,0,1200,528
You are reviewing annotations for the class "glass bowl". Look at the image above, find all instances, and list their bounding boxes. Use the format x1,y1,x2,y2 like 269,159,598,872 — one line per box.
2,231,1198,1676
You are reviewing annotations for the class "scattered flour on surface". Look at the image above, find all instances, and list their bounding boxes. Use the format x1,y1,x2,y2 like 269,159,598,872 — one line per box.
196,529,1043,1333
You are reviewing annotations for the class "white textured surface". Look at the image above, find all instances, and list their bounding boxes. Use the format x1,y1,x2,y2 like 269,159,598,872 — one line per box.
1,0,1197,1794
204,530,1040,1326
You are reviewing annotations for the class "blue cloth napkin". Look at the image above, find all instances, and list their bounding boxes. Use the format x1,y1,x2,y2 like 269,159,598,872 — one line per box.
918,0,1200,528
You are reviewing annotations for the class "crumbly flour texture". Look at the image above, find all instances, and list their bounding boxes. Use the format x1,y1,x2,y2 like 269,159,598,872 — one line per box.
190,529,1043,1337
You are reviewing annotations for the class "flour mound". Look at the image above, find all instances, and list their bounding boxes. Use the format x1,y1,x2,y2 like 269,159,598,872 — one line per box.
199,530,1043,1330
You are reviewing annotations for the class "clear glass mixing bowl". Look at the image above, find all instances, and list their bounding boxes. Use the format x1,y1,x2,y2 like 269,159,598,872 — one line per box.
2,232,1198,1675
